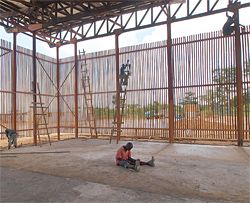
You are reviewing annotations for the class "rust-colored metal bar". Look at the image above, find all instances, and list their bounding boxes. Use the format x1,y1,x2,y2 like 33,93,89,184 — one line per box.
233,4,244,146
74,39,78,138
0,50,11,58
58,30,250,65
12,32,17,131
36,58,75,116
115,29,122,144
0,45,57,64
32,33,37,146
56,44,60,140
167,7,174,143
0,90,54,97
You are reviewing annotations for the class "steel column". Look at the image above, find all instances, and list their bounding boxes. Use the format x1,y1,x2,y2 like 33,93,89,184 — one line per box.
32,33,37,145
56,43,60,140
115,30,122,144
233,4,244,146
74,40,78,138
167,7,174,143
12,32,17,131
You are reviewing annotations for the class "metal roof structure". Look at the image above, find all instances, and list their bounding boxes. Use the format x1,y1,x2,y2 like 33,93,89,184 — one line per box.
0,0,249,47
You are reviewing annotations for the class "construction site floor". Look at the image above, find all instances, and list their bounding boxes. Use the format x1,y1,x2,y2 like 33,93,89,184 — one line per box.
0,139,249,203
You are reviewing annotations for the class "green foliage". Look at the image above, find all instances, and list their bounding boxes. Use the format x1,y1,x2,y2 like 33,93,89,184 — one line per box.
199,65,249,116
94,107,114,119
144,101,162,113
212,67,236,107
180,91,198,105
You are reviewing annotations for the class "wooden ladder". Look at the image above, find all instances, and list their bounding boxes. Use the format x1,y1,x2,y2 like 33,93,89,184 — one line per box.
79,49,98,138
31,82,51,146
110,60,131,143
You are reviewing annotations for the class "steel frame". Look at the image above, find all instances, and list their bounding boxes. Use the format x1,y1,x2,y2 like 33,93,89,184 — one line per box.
0,1,249,47
0,0,249,146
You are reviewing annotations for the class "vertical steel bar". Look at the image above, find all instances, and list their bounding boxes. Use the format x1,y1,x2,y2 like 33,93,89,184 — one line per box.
12,32,17,131
56,44,60,140
32,33,37,146
167,6,174,143
74,40,79,138
234,5,244,146
242,26,250,141
115,30,121,144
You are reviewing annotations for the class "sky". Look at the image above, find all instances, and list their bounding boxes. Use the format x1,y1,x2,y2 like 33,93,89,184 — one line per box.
0,3,249,59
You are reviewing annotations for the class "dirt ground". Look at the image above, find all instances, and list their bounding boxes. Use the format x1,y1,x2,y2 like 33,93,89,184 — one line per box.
0,139,250,203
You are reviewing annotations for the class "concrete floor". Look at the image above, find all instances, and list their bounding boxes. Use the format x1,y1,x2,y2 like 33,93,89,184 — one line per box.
0,139,249,203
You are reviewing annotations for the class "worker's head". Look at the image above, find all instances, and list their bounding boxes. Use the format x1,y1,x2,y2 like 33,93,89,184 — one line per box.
125,142,133,150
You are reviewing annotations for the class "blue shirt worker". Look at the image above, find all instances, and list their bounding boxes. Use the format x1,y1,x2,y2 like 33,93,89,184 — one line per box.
5,129,17,149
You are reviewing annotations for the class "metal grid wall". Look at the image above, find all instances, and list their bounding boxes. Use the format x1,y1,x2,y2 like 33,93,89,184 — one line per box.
0,27,249,143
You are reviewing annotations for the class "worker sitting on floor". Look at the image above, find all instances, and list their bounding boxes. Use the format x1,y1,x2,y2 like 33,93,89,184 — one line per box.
5,129,17,149
115,142,155,172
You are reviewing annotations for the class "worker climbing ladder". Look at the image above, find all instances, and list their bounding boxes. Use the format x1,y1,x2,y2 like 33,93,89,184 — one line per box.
110,60,131,143
30,82,51,146
79,49,98,138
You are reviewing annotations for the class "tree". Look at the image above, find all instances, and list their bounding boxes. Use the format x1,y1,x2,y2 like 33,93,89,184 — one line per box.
180,91,198,105
199,89,215,115
212,67,237,115
200,64,249,116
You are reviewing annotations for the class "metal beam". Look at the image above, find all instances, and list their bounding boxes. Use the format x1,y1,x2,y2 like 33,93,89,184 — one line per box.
115,29,122,144
11,32,17,131
0,1,249,47
32,32,37,146
48,1,250,46
74,39,78,138
167,6,174,144
233,3,244,146
56,43,60,141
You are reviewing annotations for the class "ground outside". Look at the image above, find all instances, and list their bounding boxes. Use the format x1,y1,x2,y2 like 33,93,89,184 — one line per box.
0,139,249,203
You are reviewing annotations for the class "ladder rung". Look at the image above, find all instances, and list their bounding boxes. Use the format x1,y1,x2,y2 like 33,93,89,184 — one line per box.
34,113,47,116
112,121,124,124
30,106,48,108
112,129,122,132
82,80,89,83
32,102,45,104
115,106,125,109
37,123,48,125
82,76,89,79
